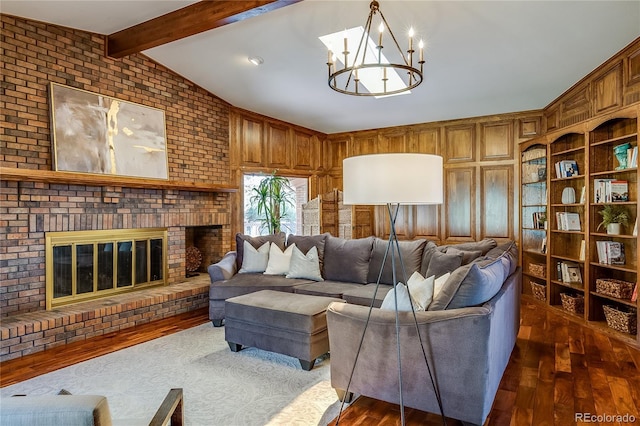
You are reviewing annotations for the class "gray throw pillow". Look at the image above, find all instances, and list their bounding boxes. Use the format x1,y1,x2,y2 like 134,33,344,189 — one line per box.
419,241,439,276
323,236,374,284
367,238,427,285
484,240,518,277
235,232,286,270
446,247,482,265
428,257,505,310
425,250,463,279
286,233,329,272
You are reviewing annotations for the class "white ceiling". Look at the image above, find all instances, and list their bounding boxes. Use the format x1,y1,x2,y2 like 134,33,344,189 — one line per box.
2,1,639,134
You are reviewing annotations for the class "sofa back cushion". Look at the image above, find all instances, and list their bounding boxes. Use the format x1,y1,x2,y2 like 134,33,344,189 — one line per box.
419,241,439,276
286,233,329,272
428,257,505,310
446,247,483,264
235,232,286,270
323,236,374,284
367,238,427,285
425,249,463,279
438,238,497,256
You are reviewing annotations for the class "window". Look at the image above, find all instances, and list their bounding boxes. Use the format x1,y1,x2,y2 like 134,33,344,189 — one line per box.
243,174,308,236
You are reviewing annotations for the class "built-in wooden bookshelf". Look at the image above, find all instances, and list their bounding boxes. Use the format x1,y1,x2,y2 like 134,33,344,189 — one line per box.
587,113,638,339
519,105,639,347
548,130,587,319
519,143,548,301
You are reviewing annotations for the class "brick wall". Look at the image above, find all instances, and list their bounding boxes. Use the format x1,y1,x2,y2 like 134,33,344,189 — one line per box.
0,15,233,316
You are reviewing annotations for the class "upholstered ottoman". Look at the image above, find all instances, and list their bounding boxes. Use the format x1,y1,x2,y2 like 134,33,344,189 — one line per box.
224,290,344,370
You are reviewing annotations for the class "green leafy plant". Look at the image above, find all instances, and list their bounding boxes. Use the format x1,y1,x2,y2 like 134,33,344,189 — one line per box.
597,204,630,231
250,171,294,234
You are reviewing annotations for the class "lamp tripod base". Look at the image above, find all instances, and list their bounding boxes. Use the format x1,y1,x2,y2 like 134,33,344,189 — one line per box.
335,203,446,426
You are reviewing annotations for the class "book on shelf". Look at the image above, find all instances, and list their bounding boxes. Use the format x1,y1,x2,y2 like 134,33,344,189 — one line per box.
555,261,582,284
554,160,579,178
610,180,629,202
595,241,626,265
540,237,547,254
555,212,581,231
627,145,638,169
566,263,582,284
594,178,613,203
632,284,638,303
579,186,586,204
532,211,546,229
579,239,586,261
634,218,637,237
593,179,628,203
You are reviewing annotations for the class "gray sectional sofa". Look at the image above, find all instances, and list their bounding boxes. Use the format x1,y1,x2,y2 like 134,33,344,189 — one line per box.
208,233,518,324
207,232,520,425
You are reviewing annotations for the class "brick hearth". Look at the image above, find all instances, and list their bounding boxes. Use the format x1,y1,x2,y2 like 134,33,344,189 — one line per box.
0,275,210,362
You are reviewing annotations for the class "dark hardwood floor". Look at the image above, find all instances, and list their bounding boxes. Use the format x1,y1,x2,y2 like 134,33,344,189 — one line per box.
2,300,639,425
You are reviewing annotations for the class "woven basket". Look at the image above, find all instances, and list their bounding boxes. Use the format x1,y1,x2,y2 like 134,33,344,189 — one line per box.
531,282,546,301
560,293,584,314
603,305,637,335
528,263,546,278
595,279,635,300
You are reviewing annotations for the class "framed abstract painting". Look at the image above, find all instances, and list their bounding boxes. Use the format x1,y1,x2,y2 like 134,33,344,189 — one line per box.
49,83,168,179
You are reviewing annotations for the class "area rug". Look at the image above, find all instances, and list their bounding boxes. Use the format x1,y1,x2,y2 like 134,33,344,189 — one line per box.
0,323,343,425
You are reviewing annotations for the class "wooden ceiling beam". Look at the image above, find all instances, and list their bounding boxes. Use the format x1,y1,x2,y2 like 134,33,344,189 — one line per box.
107,0,302,58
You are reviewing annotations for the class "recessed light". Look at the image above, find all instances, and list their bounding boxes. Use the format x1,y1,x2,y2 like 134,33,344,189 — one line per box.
248,56,264,66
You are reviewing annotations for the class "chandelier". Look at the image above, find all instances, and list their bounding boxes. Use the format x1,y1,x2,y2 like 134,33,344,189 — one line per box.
326,1,424,97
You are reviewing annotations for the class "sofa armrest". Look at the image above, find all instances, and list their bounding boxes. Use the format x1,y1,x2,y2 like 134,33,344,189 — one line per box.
207,251,237,283
0,395,112,426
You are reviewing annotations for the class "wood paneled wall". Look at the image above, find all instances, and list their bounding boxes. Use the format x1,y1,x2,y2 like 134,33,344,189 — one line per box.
544,37,640,132
230,106,543,244
230,37,640,245
229,107,326,237
321,114,542,244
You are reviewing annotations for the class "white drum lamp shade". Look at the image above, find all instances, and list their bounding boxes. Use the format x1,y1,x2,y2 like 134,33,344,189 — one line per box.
343,153,443,205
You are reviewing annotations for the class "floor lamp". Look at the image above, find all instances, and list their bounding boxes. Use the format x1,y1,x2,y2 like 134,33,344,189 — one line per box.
340,153,446,426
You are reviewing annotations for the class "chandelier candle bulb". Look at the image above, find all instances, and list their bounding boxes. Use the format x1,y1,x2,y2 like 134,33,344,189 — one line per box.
408,27,414,51
419,40,424,63
378,23,384,46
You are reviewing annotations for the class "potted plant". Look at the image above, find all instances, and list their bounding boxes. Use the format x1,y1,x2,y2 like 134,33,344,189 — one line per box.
597,204,630,235
250,171,294,234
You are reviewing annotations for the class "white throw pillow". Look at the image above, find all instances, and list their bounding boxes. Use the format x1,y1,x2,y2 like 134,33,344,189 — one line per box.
238,241,270,273
264,243,294,275
406,271,435,311
286,245,324,281
432,272,451,300
380,283,414,312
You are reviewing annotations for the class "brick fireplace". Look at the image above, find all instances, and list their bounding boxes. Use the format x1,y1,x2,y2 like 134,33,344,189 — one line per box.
0,14,235,320
0,181,232,317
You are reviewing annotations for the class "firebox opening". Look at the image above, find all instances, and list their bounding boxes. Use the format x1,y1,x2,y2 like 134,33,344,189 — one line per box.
185,225,223,276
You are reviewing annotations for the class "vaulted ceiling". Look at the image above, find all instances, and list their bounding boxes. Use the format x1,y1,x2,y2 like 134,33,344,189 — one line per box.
2,1,639,133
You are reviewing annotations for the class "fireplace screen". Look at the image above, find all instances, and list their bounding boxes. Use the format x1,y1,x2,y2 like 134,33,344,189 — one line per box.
46,228,167,309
